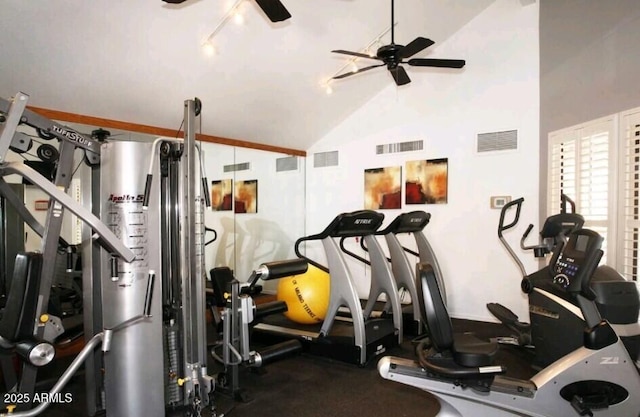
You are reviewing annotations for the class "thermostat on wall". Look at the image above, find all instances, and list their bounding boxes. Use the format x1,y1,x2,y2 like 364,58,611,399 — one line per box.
490,195,512,209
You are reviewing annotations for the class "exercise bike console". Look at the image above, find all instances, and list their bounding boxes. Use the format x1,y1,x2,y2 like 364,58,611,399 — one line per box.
550,229,603,296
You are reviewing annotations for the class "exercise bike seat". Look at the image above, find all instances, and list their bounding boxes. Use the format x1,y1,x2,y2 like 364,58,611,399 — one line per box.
452,332,498,367
418,263,502,370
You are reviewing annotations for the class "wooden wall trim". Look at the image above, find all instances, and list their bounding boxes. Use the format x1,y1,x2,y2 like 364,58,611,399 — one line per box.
28,106,307,157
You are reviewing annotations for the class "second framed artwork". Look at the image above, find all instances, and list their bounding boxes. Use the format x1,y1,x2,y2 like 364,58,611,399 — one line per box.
235,179,258,214
405,158,449,204
210,179,259,213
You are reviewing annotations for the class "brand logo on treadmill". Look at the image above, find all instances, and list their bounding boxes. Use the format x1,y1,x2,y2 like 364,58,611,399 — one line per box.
108,194,144,203
51,125,93,147
354,219,373,225
600,357,619,365
410,217,422,223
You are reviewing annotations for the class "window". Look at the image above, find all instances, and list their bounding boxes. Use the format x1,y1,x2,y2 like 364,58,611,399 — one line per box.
548,108,640,281
548,115,616,266
618,108,640,281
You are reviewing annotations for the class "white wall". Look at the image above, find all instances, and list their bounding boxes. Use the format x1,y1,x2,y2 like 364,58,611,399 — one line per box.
305,0,540,322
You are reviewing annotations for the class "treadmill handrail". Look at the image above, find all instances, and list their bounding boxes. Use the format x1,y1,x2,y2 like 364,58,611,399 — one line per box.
293,236,329,273
358,211,430,260
340,236,371,266
294,210,385,274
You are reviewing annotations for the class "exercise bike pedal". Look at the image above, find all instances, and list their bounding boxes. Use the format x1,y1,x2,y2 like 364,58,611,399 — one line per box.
570,393,609,417
487,303,530,331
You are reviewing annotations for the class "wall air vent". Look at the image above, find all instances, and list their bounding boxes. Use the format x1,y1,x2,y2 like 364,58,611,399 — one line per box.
477,130,518,153
223,162,251,172
376,140,424,155
276,156,298,172
313,151,339,168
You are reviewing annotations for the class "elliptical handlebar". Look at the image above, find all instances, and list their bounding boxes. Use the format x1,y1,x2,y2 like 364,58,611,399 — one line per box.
497,197,527,278
520,223,548,257
498,197,524,238
561,193,576,214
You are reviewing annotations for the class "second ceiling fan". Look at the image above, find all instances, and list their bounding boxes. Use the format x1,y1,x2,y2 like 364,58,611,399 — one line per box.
331,0,466,86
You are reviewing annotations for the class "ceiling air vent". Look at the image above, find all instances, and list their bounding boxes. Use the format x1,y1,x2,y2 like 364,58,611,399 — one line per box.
276,156,298,172
314,151,339,168
376,140,424,155
223,162,251,173
477,130,518,153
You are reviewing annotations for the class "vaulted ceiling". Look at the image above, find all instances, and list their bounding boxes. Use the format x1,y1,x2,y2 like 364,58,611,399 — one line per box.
1,0,495,151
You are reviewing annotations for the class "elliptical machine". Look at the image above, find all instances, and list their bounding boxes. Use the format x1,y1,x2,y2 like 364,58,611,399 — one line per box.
487,197,640,369
379,228,640,417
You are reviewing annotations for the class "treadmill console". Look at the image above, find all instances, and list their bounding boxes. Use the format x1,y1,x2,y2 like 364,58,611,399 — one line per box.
550,229,603,294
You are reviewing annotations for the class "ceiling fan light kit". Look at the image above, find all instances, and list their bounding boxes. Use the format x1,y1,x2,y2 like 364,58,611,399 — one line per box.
164,0,291,56
163,0,290,22
330,0,466,87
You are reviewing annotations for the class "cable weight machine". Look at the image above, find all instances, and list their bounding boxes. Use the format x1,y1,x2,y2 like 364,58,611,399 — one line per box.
0,93,214,417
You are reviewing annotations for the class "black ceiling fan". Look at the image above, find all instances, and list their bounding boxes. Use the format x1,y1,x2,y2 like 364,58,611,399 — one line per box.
162,0,291,22
331,0,465,86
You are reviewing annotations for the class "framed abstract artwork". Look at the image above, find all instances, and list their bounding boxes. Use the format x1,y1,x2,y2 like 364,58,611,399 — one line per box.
211,179,233,211
235,179,258,213
364,166,402,210
405,158,448,204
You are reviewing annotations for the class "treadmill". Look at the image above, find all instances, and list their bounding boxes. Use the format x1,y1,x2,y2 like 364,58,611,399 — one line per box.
343,211,446,335
253,210,402,366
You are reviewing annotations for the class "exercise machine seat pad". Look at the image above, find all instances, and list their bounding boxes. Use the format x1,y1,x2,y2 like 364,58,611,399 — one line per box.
452,332,498,368
417,262,498,368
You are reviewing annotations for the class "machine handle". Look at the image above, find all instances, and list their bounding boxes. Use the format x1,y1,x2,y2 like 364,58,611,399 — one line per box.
110,256,119,281
259,258,308,280
144,271,156,317
498,197,524,238
341,237,371,266
251,340,302,368
142,174,152,209
201,177,211,208
255,300,288,320
66,246,74,272
294,239,330,273
561,193,576,214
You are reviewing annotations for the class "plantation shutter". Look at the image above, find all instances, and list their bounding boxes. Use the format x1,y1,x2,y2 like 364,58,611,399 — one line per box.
548,117,614,264
548,132,577,214
619,108,640,281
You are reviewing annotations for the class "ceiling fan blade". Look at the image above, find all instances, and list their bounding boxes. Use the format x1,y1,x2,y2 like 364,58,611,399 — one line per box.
389,66,411,86
331,50,381,60
254,0,291,22
407,58,466,68
398,37,435,59
332,64,385,80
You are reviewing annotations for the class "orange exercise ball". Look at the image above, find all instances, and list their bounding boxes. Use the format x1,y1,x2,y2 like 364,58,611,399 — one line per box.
276,264,331,324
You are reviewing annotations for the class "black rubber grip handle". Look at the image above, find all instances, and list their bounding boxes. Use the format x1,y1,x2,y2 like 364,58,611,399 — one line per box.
255,340,302,366
201,177,211,207
144,271,156,317
255,300,288,320
66,246,74,272
110,257,119,281
261,258,308,280
142,174,153,208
